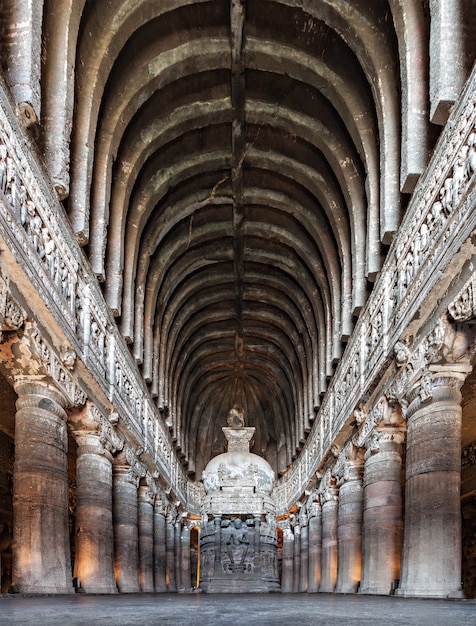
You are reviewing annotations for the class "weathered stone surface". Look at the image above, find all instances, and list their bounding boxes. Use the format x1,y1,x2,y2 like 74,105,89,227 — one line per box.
0,0,474,602
112,461,140,593
73,431,117,593
319,497,338,593
360,432,404,595
12,378,72,594
397,370,469,598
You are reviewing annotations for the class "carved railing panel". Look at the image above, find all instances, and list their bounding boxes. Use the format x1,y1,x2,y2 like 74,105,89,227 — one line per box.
0,58,475,515
274,64,476,514
0,77,189,507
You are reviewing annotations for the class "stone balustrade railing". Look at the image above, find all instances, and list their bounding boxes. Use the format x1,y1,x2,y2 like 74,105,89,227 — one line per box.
0,74,203,511
273,62,476,514
0,59,475,516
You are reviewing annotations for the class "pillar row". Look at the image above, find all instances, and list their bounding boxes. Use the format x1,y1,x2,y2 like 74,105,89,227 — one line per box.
12,377,73,594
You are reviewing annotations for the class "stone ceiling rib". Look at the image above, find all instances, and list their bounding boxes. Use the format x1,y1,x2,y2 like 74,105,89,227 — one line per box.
34,0,417,477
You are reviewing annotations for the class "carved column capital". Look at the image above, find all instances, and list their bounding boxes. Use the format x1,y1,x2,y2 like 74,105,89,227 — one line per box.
448,270,476,323
70,401,123,458
14,374,68,421
333,441,365,486
319,469,339,502
114,443,146,487
138,485,156,507
364,427,406,459
354,396,404,448
388,316,473,413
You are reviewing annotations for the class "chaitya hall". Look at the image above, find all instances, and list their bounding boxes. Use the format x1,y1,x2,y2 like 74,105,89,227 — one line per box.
0,0,476,602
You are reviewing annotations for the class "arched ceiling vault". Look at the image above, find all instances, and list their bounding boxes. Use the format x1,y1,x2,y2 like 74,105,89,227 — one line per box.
30,0,440,478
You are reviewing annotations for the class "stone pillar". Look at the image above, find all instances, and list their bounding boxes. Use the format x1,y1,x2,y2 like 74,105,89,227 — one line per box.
71,404,120,594
113,452,140,592
319,480,339,593
180,518,192,592
153,495,167,592
280,520,294,593
335,454,364,594
397,364,470,598
299,509,309,593
138,484,155,592
0,432,13,594
12,377,73,594
175,517,182,591
292,518,301,592
166,507,177,591
308,499,322,593
360,428,404,595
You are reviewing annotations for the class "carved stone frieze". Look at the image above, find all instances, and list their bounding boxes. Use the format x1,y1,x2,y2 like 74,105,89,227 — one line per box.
462,440,476,471
449,270,476,323
69,401,123,455
354,396,404,449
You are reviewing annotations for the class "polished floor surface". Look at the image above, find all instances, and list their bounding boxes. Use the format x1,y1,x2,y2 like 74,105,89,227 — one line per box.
0,593,475,625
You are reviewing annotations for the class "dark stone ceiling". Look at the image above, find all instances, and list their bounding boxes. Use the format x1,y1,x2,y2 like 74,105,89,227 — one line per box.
43,0,418,478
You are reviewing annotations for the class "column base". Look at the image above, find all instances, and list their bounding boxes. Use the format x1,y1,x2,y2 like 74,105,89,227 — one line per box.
395,585,465,599
359,585,393,596
14,584,74,595
82,584,118,594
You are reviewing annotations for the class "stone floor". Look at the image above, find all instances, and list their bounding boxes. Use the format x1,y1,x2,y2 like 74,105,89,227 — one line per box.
0,593,475,625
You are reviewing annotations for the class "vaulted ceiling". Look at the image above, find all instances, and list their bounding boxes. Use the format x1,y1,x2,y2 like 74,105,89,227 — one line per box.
11,0,457,478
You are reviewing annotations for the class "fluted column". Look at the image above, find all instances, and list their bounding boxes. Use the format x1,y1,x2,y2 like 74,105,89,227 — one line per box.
113,452,140,592
153,495,167,592
12,377,72,594
280,520,294,593
71,404,120,593
166,507,177,591
179,518,192,593
292,518,301,592
138,485,155,592
299,509,309,593
397,364,470,597
307,498,322,593
360,428,404,595
335,454,364,594
319,480,339,593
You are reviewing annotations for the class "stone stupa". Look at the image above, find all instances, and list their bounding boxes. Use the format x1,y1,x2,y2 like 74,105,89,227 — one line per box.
199,407,280,592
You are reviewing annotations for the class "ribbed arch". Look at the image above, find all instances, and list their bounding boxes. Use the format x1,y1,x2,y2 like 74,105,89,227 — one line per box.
6,0,465,479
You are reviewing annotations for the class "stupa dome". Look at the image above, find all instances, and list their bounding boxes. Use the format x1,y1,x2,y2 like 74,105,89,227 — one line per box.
202,449,275,495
